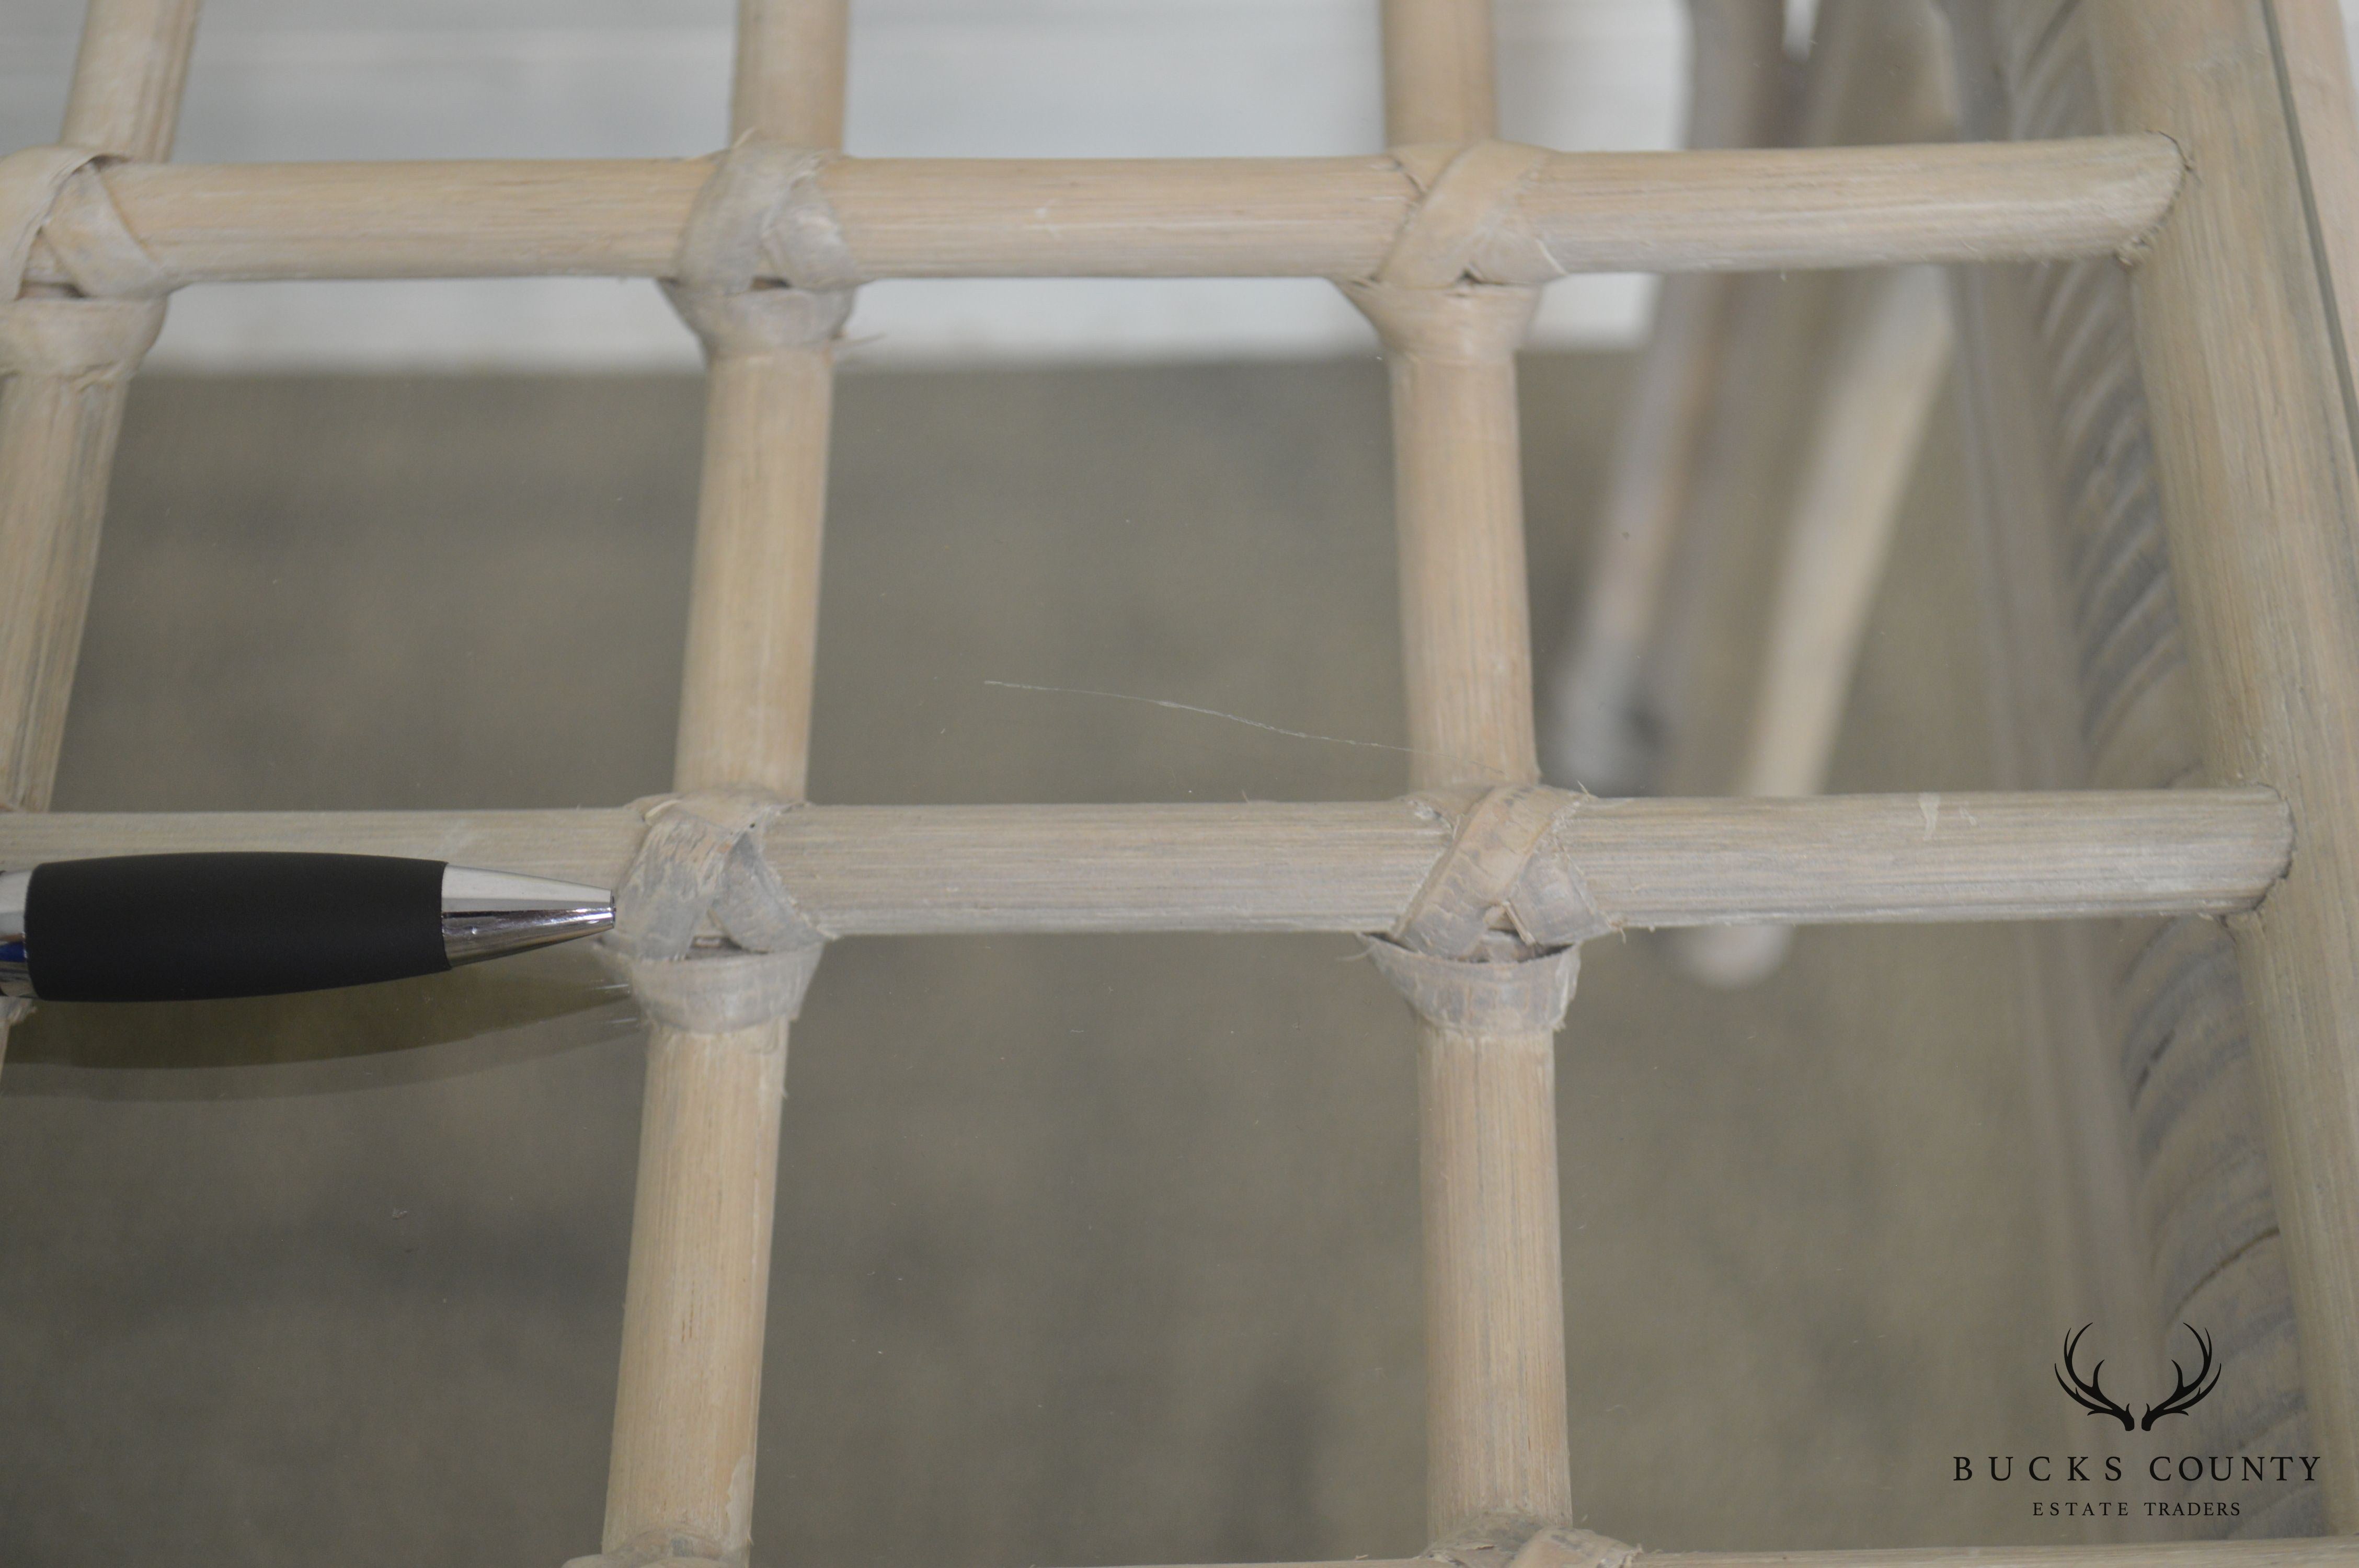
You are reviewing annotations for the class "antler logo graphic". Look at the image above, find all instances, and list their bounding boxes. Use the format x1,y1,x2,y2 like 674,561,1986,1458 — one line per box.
2055,1324,2136,1431
2142,1324,2220,1431
2054,1324,2220,1432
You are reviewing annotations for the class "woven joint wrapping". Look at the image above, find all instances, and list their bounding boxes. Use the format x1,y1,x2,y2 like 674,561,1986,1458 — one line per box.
1376,140,1559,290
664,136,857,356
1342,140,1565,351
0,146,168,379
1367,786,1610,1036
600,790,827,1035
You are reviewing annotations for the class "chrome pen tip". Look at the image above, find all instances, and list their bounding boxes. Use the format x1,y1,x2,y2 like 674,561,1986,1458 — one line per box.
440,866,614,967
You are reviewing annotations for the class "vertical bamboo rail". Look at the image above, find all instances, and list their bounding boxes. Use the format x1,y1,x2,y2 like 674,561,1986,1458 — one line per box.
0,0,200,1072
2083,0,2359,1530
1381,0,1497,151
1355,0,1574,1541
596,2,847,1562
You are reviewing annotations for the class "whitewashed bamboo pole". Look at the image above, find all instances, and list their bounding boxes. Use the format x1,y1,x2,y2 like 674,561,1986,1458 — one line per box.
593,4,848,1564
1643,1547,2359,1568
0,0,202,1078
52,0,201,162
1543,0,1787,795
2083,0,2359,1530
1352,0,1577,1540
2,0,202,804
15,137,2182,289
1382,0,1496,147
0,788,2292,932
772,1534,2359,1568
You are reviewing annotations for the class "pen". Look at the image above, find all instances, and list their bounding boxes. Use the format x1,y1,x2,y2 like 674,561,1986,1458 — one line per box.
0,853,613,1004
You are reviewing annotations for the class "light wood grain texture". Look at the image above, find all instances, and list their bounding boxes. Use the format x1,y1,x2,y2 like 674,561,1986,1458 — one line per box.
0,368,141,814
1366,288,1543,792
669,345,833,797
16,137,2181,291
58,0,201,160
1100,1548,2359,1568
597,4,849,1563
1544,0,1787,794
600,1018,786,1565
1642,1544,2359,1568
0,0,200,1085
775,1538,2359,1568
0,790,2291,932
2085,0,2359,1530
738,1542,2359,1568
732,0,845,148
1415,1016,1571,1537
1382,0,1495,146
1,0,199,815
1366,0,1574,1536
867,1545,2359,1568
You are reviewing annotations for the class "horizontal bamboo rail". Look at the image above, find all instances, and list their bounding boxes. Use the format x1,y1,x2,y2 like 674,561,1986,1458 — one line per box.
0,788,2287,935
831,1539,2359,1568
1647,1551,2359,1568
14,136,2181,289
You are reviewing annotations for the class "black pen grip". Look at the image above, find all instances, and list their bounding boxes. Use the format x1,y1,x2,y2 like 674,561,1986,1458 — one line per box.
25,853,450,1002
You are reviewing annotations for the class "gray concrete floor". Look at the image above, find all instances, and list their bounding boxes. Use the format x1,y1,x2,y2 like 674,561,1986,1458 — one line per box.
0,358,2086,1566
